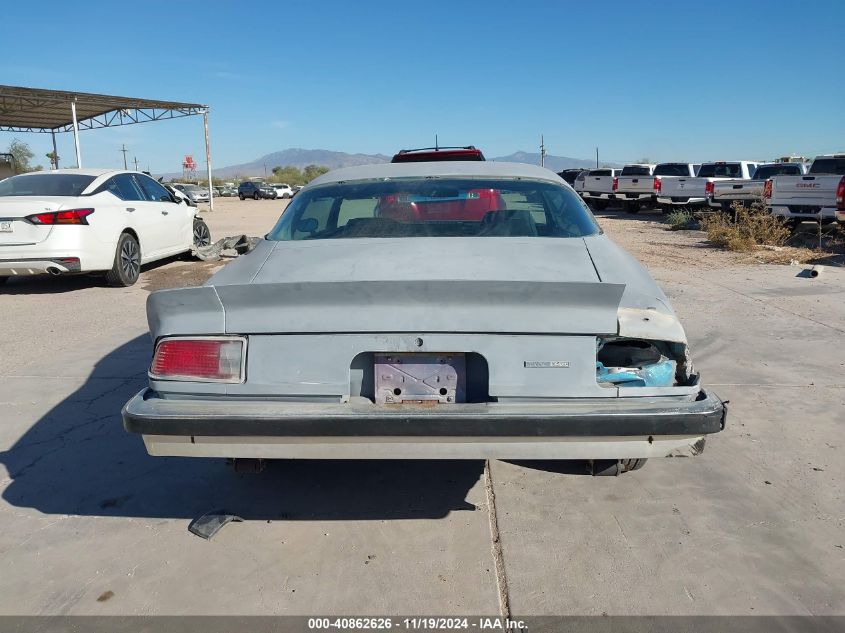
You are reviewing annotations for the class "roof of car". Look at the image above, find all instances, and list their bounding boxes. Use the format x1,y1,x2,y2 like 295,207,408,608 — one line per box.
14,168,126,178
307,161,564,188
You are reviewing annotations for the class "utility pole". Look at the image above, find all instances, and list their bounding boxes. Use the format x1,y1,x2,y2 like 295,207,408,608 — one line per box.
263,162,267,179
133,156,139,172
540,135,546,168
596,147,599,168
120,144,128,170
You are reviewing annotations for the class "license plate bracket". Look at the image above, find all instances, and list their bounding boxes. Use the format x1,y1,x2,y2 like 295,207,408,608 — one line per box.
374,353,465,405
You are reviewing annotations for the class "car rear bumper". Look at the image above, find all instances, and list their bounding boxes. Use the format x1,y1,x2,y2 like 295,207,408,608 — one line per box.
656,196,707,205
615,192,655,201
0,256,82,276
769,205,836,219
123,388,726,459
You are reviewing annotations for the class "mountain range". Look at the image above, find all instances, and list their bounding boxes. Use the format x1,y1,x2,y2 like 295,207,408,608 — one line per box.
198,148,621,179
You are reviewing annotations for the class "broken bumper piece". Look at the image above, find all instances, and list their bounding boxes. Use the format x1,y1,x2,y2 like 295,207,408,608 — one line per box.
122,388,726,460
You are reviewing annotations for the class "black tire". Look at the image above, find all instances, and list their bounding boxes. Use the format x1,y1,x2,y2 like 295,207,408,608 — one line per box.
106,232,141,287
253,192,260,200
0,276,8,285
620,458,647,472
193,218,211,247
625,201,640,214
239,193,245,200
592,199,607,211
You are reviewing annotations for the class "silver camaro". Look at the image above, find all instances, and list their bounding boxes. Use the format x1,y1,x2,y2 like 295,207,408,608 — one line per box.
122,161,725,471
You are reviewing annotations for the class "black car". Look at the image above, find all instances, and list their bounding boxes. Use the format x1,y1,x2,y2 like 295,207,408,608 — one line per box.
557,168,588,186
238,181,277,200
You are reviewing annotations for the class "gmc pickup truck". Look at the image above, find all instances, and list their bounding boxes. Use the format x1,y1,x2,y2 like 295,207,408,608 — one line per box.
765,154,845,224
581,168,619,210
613,164,656,213
709,162,808,211
656,161,758,209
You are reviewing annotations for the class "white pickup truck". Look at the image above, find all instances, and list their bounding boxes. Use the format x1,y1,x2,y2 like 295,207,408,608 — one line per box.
581,168,619,210
708,162,807,211
651,163,700,212
613,164,656,213
656,161,758,209
766,154,845,224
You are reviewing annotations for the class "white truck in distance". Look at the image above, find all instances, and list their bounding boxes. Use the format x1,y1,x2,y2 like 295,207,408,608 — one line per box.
612,164,656,213
581,168,619,210
656,161,758,209
765,154,845,224
651,163,700,212
709,162,807,211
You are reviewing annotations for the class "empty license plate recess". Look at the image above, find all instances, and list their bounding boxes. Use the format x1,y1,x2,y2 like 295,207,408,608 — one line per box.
374,353,465,404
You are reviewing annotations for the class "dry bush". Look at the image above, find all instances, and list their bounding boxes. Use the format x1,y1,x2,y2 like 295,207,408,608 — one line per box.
701,201,790,251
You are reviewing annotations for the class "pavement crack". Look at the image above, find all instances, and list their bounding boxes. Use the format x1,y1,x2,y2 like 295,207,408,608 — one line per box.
484,459,514,623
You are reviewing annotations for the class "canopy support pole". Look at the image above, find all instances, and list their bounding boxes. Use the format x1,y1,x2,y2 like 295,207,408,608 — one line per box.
203,109,213,212
50,130,58,169
70,99,81,168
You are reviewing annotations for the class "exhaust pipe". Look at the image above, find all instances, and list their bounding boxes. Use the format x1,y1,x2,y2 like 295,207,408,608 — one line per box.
46,267,62,276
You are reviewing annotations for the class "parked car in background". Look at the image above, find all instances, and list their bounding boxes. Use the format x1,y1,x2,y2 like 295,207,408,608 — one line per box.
557,168,588,186
613,164,657,213
651,163,700,212
218,186,237,197
122,160,725,471
272,183,294,199
581,168,619,210
765,154,845,225
709,162,807,211
573,170,588,197
238,181,277,200
183,184,210,204
0,169,209,287
391,146,485,162
164,184,196,207
656,161,758,210
291,185,304,196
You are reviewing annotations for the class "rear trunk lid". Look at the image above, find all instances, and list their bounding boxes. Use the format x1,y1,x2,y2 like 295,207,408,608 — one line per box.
150,237,627,336
0,196,71,245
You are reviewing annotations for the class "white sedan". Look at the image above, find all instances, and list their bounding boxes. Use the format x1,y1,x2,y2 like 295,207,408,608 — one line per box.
0,169,210,287
272,183,294,199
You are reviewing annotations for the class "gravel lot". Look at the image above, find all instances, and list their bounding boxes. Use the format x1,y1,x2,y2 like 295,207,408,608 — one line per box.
0,197,842,616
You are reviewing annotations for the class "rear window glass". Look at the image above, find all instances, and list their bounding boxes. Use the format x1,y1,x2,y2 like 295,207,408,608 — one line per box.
653,164,691,177
620,165,652,176
589,169,612,176
0,173,95,197
697,163,742,178
266,178,599,241
809,158,845,175
752,164,802,179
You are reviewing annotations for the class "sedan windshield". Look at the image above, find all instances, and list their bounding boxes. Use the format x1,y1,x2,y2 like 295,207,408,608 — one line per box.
0,173,96,197
266,178,599,241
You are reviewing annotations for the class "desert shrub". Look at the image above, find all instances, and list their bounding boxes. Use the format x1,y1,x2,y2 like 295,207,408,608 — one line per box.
701,201,790,251
665,208,694,230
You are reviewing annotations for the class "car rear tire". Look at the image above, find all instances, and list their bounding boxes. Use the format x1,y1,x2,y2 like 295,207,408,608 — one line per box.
0,276,8,285
625,201,640,214
106,232,141,287
193,218,211,247
620,458,647,472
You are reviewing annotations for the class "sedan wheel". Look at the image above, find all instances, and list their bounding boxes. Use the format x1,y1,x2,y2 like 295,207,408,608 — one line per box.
253,192,260,200
106,232,141,287
239,194,245,200
193,219,211,247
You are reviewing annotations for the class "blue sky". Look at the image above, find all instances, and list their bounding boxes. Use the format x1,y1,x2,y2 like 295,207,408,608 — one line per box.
1,0,843,173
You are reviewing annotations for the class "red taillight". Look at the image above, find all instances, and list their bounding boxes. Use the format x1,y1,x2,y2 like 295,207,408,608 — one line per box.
150,337,245,382
704,181,714,196
26,208,94,225
612,177,618,192
653,177,662,193
836,176,845,211
763,179,773,200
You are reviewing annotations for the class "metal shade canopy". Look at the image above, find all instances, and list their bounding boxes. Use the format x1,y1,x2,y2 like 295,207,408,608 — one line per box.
0,85,215,209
